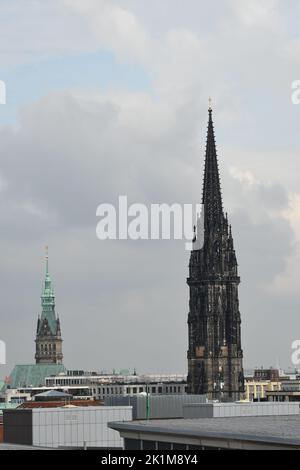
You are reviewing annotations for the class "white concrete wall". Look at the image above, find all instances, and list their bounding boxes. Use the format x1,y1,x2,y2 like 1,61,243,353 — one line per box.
32,406,132,448
183,402,300,419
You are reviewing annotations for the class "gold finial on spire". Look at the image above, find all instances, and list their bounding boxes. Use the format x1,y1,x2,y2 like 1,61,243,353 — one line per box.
208,97,212,111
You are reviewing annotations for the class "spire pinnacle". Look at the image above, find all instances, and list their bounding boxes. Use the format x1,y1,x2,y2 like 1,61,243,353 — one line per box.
45,245,49,275
42,245,54,299
40,246,56,334
202,106,223,229
208,97,212,111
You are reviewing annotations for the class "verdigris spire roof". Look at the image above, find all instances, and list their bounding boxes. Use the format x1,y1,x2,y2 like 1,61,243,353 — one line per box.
202,105,224,229
43,246,54,297
40,246,57,335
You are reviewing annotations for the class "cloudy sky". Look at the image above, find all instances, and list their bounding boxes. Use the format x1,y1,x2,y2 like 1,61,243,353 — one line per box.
0,0,300,377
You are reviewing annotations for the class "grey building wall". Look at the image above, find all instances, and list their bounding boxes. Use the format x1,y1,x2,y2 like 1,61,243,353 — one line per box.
183,402,300,419
105,394,206,419
4,406,132,449
3,409,33,446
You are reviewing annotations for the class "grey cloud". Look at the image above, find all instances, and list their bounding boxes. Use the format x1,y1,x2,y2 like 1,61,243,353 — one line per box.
0,89,297,378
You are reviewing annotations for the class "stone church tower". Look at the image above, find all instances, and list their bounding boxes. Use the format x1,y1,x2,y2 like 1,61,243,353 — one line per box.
187,106,244,401
35,248,63,364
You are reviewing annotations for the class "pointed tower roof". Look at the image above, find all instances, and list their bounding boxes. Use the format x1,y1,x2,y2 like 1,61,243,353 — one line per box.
39,246,57,335
43,246,54,298
202,103,224,229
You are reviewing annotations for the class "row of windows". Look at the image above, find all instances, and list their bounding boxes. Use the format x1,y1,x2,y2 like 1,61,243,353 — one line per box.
96,385,187,396
39,344,56,351
246,386,280,393
125,439,218,451
46,379,85,386
44,381,187,394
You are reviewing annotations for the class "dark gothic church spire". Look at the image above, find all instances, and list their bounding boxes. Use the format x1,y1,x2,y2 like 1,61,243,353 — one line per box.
187,104,244,401
202,106,223,230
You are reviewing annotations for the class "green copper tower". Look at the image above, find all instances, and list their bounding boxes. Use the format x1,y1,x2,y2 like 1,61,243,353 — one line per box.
35,247,63,364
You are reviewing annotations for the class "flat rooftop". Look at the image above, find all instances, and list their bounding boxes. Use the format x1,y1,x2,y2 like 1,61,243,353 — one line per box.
0,443,51,450
109,415,300,450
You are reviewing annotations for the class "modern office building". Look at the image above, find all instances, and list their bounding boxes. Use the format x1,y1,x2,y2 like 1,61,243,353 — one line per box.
45,372,187,400
110,402,300,450
266,380,300,402
3,406,132,449
244,379,281,402
105,394,207,420
1,371,188,404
